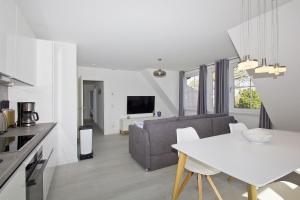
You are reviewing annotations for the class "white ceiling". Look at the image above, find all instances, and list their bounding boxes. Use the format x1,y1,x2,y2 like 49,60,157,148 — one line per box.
15,0,289,70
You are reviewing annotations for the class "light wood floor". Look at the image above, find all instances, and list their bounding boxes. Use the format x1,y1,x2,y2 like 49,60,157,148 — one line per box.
47,125,300,200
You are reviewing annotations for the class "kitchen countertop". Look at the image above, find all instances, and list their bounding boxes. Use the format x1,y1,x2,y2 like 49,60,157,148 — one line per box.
0,123,56,188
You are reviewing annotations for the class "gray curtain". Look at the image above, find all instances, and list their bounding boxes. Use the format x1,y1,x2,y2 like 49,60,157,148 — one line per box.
259,103,272,129
197,65,207,114
215,59,229,114
179,71,185,116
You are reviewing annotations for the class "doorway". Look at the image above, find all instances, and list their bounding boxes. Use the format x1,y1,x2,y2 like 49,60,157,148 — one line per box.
81,80,104,132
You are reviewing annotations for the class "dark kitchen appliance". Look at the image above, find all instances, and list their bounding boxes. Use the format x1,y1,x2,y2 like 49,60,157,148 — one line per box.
17,102,39,127
0,100,9,110
26,147,48,200
0,135,34,153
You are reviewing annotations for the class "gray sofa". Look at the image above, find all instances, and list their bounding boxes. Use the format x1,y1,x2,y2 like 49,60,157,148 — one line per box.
129,114,236,171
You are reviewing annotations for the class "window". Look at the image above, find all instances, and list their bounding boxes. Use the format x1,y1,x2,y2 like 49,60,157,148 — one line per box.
184,74,199,115
207,66,215,113
233,66,261,109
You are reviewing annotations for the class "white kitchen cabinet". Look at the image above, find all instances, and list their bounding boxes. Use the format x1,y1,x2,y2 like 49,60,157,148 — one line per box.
0,126,57,200
43,126,57,200
15,6,36,85
0,0,36,85
22,126,58,200
0,163,26,200
0,0,17,76
8,39,55,123
53,42,78,165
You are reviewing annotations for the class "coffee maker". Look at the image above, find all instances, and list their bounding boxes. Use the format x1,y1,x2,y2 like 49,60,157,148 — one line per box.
17,102,39,127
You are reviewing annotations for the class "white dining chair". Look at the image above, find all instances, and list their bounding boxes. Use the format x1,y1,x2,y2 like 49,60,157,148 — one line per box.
229,122,248,135
176,127,223,200
256,181,300,200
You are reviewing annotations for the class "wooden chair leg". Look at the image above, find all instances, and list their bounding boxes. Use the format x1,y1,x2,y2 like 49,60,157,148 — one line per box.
247,184,257,200
206,175,223,200
176,171,193,199
197,174,203,200
172,152,187,200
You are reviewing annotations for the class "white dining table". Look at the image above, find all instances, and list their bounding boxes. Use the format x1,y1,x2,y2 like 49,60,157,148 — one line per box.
171,129,300,200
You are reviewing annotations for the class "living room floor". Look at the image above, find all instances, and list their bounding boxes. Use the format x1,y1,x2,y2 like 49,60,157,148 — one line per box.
47,125,299,200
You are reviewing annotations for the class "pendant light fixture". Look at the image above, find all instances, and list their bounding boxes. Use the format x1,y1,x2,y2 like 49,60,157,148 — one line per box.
255,0,274,74
238,0,258,70
153,58,167,78
255,58,274,73
267,0,287,75
254,0,287,75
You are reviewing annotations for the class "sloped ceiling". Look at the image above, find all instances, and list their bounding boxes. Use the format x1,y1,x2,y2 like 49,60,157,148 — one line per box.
15,0,246,70
228,0,300,132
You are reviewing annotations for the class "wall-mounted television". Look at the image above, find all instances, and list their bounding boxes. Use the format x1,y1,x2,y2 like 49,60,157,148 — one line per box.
127,96,155,114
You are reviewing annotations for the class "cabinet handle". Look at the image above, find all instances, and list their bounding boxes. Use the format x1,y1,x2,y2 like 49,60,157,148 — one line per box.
27,179,37,187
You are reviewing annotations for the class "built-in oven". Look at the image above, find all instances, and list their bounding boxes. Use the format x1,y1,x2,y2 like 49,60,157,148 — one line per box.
26,147,49,200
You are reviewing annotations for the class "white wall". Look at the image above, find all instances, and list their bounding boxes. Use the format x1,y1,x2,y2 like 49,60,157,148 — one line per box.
143,69,179,114
228,0,300,132
230,112,259,128
78,66,179,135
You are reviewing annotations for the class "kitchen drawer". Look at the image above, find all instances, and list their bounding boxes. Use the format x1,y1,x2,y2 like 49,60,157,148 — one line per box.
0,163,26,200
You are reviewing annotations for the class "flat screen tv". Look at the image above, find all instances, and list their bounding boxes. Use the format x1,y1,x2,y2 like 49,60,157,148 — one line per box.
127,96,155,114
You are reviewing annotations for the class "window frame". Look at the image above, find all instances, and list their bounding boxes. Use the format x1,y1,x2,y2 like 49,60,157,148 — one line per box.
183,69,199,116
229,59,260,116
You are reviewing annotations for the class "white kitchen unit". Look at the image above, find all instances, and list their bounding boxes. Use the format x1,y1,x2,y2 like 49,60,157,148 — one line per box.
0,163,26,200
0,0,17,76
0,0,36,85
0,126,57,200
22,127,57,200
53,41,78,165
9,40,78,166
15,6,36,85
9,39,55,123
43,126,57,199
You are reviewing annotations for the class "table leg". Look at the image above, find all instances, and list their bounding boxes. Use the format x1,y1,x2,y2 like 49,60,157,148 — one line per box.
227,176,234,182
248,184,257,200
172,152,187,200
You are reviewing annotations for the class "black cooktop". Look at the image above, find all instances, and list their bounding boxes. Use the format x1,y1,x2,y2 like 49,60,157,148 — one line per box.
0,135,35,153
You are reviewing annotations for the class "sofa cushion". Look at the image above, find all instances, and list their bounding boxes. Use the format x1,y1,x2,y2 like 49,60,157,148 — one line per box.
143,117,178,130
212,116,236,136
178,113,227,121
175,118,213,139
147,118,213,156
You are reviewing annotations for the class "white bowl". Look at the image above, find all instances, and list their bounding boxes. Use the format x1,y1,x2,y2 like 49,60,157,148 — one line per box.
242,128,273,144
